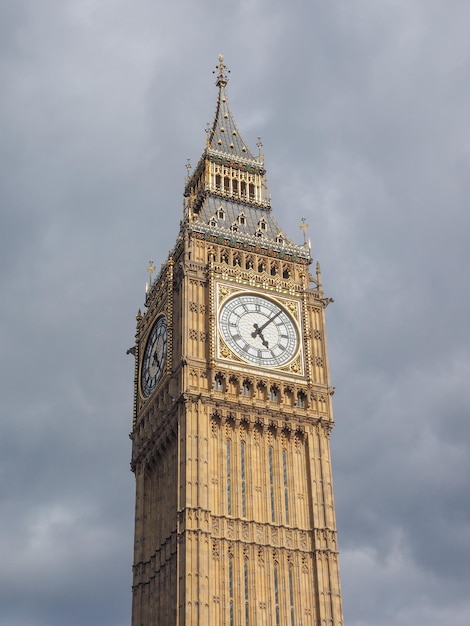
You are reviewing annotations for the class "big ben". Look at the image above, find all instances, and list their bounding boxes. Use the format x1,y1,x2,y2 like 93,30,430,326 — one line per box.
129,55,344,625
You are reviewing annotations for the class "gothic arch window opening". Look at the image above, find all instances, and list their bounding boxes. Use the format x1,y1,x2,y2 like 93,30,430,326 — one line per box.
296,390,307,408
270,386,279,403
214,373,224,392
242,380,252,398
218,206,225,219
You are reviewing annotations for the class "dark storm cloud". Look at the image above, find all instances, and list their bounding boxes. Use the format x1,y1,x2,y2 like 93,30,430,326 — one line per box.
1,1,469,625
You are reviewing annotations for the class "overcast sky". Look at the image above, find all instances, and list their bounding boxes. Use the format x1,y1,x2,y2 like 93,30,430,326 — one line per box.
1,1,469,625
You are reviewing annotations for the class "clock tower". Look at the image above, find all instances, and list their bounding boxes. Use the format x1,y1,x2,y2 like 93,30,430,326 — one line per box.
129,56,344,626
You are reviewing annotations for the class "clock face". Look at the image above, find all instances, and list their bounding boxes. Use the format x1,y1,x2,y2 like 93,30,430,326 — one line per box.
141,315,167,397
219,293,299,367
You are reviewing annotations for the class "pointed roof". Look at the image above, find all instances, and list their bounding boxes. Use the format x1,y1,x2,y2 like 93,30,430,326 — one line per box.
207,55,256,161
183,56,311,262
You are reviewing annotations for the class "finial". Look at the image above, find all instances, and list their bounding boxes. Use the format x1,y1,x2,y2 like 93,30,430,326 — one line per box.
185,158,191,183
205,122,211,147
316,261,322,290
257,136,264,161
300,217,309,246
213,53,230,88
146,260,156,293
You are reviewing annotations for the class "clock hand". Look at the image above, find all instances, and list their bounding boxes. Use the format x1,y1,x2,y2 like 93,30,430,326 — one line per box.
251,309,282,339
152,350,160,368
251,324,270,348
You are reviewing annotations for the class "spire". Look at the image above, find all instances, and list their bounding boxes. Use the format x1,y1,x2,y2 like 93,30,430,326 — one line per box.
182,57,311,262
207,54,256,161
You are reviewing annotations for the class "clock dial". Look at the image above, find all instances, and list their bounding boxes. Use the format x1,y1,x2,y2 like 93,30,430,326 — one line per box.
141,315,167,397
219,293,299,367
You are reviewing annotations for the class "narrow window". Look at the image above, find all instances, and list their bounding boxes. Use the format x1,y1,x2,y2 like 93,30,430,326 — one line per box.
297,391,306,408
233,179,239,194
270,387,278,403
269,447,275,522
289,568,295,626
214,374,224,391
283,449,289,525
274,564,280,626
227,440,232,515
244,561,249,625
249,183,255,199
229,558,234,626
241,181,247,197
242,380,251,397
241,441,246,517
215,174,221,190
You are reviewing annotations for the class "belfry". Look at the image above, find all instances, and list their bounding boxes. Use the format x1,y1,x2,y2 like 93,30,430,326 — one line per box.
129,55,344,626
